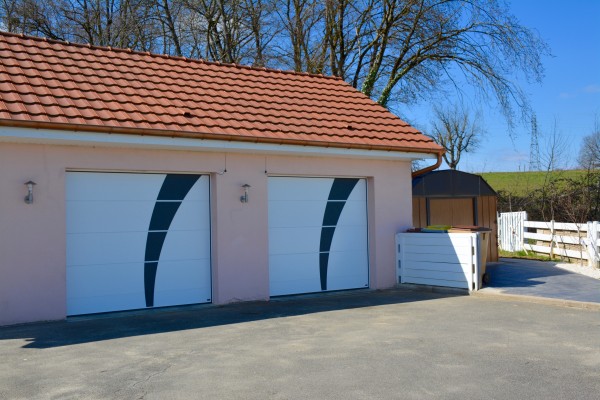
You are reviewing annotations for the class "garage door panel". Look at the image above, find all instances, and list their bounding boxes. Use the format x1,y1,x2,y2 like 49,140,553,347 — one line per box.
154,260,212,305
66,172,164,201
66,201,210,234
169,176,210,202
269,253,319,280
346,179,366,201
268,178,334,201
269,200,366,229
268,201,326,228
67,232,147,266
154,288,211,307
67,263,145,315
269,253,320,296
164,177,210,232
67,292,146,315
326,273,369,291
66,172,211,315
160,229,211,262
270,279,321,297
168,200,211,231
154,259,212,290
326,276,369,291
67,262,144,298
66,200,155,234
268,226,321,255
329,226,368,252
332,200,368,227
268,216,367,254
268,177,368,296
326,250,369,290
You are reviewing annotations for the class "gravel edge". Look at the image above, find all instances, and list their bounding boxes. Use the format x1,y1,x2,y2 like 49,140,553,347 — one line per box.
554,262,600,279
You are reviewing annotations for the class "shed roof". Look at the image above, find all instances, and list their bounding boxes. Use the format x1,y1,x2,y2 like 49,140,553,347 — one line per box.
0,32,442,155
412,170,497,197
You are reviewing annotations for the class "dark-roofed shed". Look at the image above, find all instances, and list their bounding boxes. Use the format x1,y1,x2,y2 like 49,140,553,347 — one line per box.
412,170,498,262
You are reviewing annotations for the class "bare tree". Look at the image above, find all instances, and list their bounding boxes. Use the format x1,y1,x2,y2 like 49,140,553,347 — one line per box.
358,0,548,120
242,0,278,67
155,0,184,56
182,0,276,64
537,120,570,221
1,0,548,124
276,0,327,73
540,119,570,173
1,0,68,40
578,118,600,170
275,0,548,124
323,0,374,80
428,104,483,170
1,0,159,48
0,0,20,31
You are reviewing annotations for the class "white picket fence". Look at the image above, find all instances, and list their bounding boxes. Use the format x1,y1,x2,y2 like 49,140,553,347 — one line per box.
498,212,600,267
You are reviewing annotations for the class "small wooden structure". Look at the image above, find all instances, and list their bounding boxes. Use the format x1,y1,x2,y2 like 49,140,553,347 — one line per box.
412,170,498,262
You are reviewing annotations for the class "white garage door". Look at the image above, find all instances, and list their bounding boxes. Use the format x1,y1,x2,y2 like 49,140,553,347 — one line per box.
66,172,211,315
269,177,369,296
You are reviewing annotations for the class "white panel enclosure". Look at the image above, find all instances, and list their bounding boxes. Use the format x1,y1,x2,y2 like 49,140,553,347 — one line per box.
396,232,481,290
66,172,211,315
268,177,368,296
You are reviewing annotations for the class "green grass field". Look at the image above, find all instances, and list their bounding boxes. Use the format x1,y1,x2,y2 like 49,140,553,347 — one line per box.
480,170,587,196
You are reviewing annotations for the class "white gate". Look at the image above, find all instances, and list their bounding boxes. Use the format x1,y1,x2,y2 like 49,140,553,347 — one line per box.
498,211,527,252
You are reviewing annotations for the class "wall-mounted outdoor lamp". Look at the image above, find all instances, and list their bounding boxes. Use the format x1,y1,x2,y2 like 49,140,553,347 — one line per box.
24,180,36,204
240,184,251,203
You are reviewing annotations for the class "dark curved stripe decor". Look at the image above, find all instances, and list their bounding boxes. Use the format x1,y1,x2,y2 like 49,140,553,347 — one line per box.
157,174,202,200
144,262,159,307
145,232,168,262
328,178,360,201
319,178,359,291
319,226,336,254
321,202,345,226
148,202,183,231
144,174,201,307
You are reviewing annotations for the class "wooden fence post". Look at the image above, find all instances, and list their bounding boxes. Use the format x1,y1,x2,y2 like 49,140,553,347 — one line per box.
549,220,555,259
520,211,527,252
588,221,599,268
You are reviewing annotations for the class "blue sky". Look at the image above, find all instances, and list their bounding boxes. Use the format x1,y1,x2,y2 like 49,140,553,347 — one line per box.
404,0,600,172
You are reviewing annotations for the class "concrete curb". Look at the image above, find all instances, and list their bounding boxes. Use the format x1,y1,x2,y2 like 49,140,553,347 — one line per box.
397,282,600,311
473,289,600,311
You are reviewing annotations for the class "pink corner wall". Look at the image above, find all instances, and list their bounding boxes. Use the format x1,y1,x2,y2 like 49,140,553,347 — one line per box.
0,141,413,326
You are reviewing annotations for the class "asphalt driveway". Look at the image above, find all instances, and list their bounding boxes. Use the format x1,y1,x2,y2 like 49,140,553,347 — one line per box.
481,258,600,305
1,289,599,400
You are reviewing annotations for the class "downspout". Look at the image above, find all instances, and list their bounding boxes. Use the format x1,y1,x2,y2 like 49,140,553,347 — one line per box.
412,151,444,178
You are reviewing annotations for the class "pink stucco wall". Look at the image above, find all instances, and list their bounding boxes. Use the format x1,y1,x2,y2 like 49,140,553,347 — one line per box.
0,141,413,326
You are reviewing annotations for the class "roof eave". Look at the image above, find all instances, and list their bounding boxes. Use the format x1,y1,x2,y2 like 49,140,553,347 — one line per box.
0,119,444,157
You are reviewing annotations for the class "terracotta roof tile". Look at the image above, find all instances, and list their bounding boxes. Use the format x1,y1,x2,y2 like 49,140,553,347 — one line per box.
0,32,442,154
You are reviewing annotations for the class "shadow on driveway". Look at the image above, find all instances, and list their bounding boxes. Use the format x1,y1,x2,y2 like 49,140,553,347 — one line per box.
0,288,459,349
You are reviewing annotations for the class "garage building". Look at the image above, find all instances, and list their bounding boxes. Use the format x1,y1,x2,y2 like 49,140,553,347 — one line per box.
0,32,443,325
